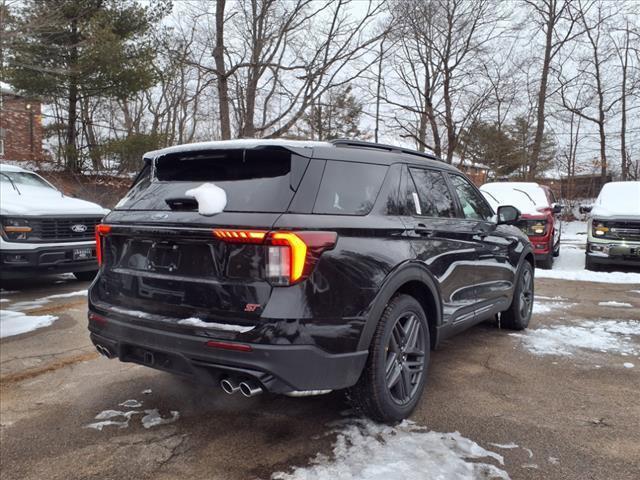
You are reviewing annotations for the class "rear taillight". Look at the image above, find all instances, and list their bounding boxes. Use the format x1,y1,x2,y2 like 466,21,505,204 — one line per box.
213,229,337,286
95,224,111,266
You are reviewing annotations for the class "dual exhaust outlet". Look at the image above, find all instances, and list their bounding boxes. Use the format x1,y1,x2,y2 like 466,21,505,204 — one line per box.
220,378,263,397
95,344,115,358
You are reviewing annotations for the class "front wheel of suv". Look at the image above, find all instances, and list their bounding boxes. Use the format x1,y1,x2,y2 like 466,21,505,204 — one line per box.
348,294,430,423
500,261,534,330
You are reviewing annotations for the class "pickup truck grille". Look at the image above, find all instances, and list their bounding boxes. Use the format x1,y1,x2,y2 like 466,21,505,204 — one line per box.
4,216,102,243
607,221,640,242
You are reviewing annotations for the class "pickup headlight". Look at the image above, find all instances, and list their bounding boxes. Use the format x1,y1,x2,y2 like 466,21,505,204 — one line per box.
0,218,33,241
520,220,548,236
592,220,609,237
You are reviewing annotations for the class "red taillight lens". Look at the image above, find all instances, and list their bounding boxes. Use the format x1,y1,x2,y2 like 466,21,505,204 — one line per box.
95,224,111,266
213,229,337,285
205,340,253,352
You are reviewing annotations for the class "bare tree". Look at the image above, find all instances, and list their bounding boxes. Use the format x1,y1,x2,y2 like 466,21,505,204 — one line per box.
558,1,619,182
385,0,506,163
524,0,582,179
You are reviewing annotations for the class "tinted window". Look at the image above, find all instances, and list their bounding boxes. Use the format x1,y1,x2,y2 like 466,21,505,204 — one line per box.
119,149,302,212
408,168,456,217
449,174,493,221
314,161,387,215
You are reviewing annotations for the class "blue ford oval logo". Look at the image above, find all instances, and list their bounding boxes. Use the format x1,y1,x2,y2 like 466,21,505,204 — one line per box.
71,224,88,233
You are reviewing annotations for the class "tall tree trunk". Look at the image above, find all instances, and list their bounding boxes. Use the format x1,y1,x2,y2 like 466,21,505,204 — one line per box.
213,0,231,139
619,23,629,180
66,18,79,171
529,12,554,181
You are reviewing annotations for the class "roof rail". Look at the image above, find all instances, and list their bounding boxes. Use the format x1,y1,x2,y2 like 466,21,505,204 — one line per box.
329,139,440,162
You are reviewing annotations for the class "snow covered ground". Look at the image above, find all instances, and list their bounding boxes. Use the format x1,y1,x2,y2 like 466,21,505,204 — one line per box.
535,221,640,284
510,319,640,359
273,419,511,480
0,289,87,339
0,309,58,339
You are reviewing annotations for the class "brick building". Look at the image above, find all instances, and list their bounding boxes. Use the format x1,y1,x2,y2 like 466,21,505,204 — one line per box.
0,82,43,162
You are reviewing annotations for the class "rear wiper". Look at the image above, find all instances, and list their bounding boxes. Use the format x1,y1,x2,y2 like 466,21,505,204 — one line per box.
0,173,21,195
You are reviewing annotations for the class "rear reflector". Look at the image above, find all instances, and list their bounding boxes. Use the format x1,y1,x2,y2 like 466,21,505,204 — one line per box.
205,340,253,352
88,312,107,325
95,224,112,266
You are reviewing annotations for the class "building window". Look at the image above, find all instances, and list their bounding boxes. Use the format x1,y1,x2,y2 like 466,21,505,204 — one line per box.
0,138,4,156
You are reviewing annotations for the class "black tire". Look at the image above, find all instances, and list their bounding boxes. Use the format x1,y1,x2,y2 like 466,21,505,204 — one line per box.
552,240,560,257
585,256,600,271
348,294,430,423
73,270,97,281
538,252,554,269
500,261,534,330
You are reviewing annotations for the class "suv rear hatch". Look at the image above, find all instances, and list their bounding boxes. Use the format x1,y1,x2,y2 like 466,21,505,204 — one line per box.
92,147,316,330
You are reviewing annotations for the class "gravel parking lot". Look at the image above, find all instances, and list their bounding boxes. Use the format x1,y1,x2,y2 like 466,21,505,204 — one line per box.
1,265,638,480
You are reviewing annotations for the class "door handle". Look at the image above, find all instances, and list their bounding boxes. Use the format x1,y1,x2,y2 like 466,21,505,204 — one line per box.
413,224,433,236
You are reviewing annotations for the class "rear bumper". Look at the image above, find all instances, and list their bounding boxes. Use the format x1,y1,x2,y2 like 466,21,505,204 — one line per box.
88,311,368,394
0,244,98,279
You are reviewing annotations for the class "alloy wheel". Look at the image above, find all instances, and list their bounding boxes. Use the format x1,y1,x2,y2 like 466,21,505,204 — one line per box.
519,268,533,318
385,312,426,405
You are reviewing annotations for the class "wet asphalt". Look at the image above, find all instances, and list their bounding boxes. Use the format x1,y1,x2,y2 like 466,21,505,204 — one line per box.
1,274,639,480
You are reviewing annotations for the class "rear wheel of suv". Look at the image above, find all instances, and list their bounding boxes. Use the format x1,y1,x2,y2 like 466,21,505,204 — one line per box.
500,261,533,330
73,270,97,282
348,294,430,423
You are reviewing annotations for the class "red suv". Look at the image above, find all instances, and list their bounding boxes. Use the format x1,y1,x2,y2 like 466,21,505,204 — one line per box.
481,182,562,269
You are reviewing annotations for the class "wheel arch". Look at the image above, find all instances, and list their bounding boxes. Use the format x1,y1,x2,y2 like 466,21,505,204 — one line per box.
358,263,442,352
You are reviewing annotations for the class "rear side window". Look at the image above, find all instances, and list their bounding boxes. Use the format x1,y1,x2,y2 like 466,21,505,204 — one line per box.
313,161,387,215
119,148,305,212
408,168,456,217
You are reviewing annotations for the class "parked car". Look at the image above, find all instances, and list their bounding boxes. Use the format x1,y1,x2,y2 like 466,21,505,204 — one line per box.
580,181,640,271
0,163,108,280
480,182,562,269
88,139,534,422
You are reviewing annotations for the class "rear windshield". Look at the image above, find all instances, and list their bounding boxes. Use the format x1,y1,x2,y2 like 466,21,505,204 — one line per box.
118,148,306,213
314,161,387,215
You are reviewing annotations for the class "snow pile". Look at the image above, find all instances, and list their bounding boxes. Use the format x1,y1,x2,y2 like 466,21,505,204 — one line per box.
511,319,640,357
141,409,180,429
0,309,58,338
10,290,87,311
623,362,635,369
598,301,632,308
272,420,509,480
86,398,180,431
185,183,227,215
536,245,640,283
178,317,255,333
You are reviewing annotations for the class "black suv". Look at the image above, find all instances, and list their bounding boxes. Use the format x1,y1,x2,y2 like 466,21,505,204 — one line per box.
88,139,534,422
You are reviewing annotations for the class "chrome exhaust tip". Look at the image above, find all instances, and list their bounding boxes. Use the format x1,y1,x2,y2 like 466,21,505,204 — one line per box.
96,344,114,358
220,378,241,394
239,381,263,397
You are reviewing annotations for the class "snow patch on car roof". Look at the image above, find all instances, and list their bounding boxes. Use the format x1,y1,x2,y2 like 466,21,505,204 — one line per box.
591,181,640,218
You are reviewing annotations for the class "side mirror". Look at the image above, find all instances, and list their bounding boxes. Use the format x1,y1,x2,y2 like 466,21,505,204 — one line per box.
579,205,593,214
497,205,521,225
552,203,563,214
